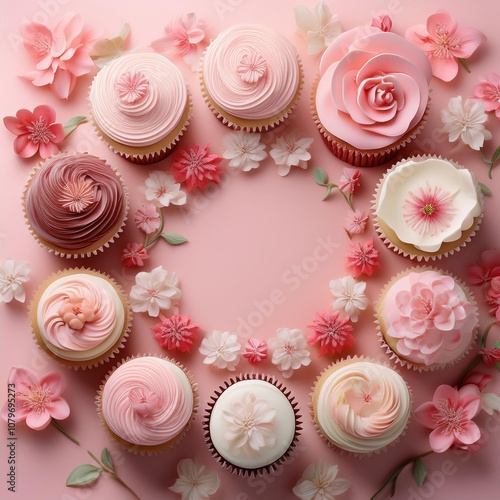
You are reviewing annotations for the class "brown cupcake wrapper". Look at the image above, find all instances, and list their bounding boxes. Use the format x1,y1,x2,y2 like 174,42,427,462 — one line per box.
203,372,302,476
29,268,132,370
22,152,129,258
200,51,303,132
374,266,479,372
96,354,199,456
372,154,484,261
310,74,430,167
310,355,412,458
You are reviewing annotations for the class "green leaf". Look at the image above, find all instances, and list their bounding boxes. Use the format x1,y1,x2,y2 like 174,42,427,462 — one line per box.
479,182,492,196
313,167,328,186
63,116,87,138
321,184,333,201
66,464,101,486
412,458,427,487
160,233,188,245
494,341,500,348
491,144,500,164
100,448,114,470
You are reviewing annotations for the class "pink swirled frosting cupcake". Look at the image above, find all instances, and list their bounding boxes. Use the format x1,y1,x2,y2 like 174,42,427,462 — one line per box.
23,153,128,258
98,356,197,454
312,27,432,166
311,358,411,455
376,268,478,370
201,24,303,131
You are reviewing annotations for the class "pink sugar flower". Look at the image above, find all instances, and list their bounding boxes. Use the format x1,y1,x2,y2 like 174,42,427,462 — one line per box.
345,238,381,278
3,105,64,158
116,71,149,104
152,313,199,353
406,11,486,82
338,167,361,194
486,277,500,321
371,14,392,32
343,209,368,237
307,311,354,357
1,367,70,430
473,73,500,119
21,13,100,99
243,338,268,365
479,346,500,367
134,203,161,235
171,144,223,191
468,250,500,285
414,384,481,453
121,242,149,268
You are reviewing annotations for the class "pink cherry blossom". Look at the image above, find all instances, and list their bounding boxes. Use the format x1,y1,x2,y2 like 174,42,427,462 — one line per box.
343,209,368,236
21,13,100,99
338,168,361,194
406,11,486,82
307,311,354,357
3,105,64,158
152,313,199,353
371,14,392,32
243,338,268,365
345,238,381,278
134,203,161,234
121,242,149,268
473,73,500,119
414,384,481,453
1,367,70,430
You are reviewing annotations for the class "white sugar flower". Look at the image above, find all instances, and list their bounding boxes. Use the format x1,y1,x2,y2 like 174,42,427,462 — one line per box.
268,328,311,378
169,457,221,500
441,96,492,150
270,132,313,176
329,276,368,322
0,259,31,303
293,461,350,500
481,392,500,415
130,266,181,317
222,131,267,171
199,330,241,371
142,170,187,207
294,1,342,55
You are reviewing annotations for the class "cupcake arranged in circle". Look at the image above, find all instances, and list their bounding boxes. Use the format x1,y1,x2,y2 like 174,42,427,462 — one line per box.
375,267,478,371
312,27,432,167
311,357,411,456
97,355,198,455
204,373,301,476
89,52,191,164
201,24,303,131
23,152,128,258
373,156,483,260
30,268,131,369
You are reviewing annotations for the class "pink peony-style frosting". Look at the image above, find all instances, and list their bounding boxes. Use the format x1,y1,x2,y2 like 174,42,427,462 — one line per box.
316,27,432,149
381,270,477,366
24,153,126,253
101,357,194,446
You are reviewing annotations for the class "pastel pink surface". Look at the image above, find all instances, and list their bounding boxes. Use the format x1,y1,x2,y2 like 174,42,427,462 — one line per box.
1,1,500,500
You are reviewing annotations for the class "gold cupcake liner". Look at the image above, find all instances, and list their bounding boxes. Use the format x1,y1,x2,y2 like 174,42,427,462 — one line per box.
22,152,129,258
372,155,484,261
29,268,132,370
374,266,479,372
203,372,302,476
96,354,199,456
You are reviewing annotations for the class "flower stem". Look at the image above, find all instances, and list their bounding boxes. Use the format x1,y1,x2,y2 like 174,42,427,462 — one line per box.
456,355,482,389
144,209,164,248
337,188,354,210
50,419,80,446
458,58,471,73
481,321,497,348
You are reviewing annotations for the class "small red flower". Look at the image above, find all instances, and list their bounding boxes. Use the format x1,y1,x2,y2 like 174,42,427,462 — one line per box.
307,311,354,357
345,238,381,278
121,242,149,268
479,347,500,367
243,338,268,365
152,313,198,352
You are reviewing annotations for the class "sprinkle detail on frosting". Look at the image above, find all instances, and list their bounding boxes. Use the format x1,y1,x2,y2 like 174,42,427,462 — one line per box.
236,50,267,84
59,179,96,213
116,71,150,104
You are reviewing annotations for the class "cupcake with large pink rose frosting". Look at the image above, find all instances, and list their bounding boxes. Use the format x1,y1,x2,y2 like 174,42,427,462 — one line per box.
312,27,432,167
375,267,478,371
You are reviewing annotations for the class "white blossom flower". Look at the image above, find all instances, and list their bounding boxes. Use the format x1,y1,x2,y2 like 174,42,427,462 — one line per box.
481,392,500,415
270,132,313,176
222,131,267,171
142,170,187,207
329,276,368,322
130,266,181,317
294,1,342,55
199,330,241,370
169,457,221,500
293,461,350,500
268,328,311,378
441,96,492,150
0,259,31,303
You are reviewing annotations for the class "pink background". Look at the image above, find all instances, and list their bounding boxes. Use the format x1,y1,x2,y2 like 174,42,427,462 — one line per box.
1,0,500,499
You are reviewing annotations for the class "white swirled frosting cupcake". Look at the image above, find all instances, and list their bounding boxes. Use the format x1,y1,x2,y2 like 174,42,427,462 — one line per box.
89,52,191,164
311,358,411,455
98,356,197,454
201,24,303,131
30,269,130,369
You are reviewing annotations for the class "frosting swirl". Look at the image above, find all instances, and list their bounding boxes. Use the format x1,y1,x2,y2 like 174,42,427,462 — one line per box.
101,357,194,446
203,25,300,120
25,153,126,252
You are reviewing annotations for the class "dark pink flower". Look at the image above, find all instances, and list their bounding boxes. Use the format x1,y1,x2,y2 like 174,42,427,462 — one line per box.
343,209,368,236
152,313,198,353
134,203,161,234
345,238,381,278
371,14,392,32
479,347,500,367
243,338,268,364
473,73,500,119
307,311,354,357
338,167,361,194
1,367,70,430
3,105,64,158
171,144,223,191
463,371,494,392
121,242,149,268
486,276,500,321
